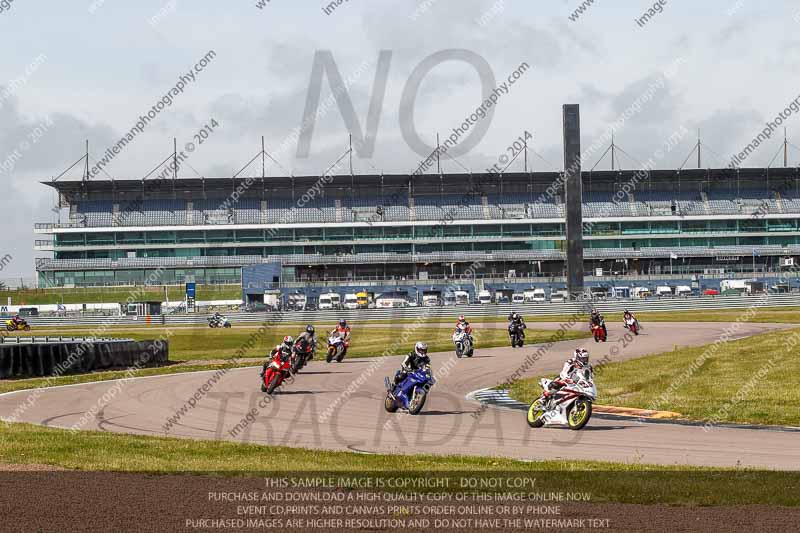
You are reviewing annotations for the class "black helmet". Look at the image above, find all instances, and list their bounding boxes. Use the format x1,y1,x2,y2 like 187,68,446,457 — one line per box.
306,325,315,335
339,319,347,327
591,309,599,316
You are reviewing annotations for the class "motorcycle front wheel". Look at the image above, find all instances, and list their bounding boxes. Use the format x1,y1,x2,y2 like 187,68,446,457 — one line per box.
266,376,281,395
567,400,592,430
526,398,546,428
384,393,398,413
408,389,427,415
326,348,335,363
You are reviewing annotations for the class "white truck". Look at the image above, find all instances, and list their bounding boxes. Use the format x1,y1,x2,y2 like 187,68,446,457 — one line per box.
477,290,492,304
454,290,471,305
550,289,568,303
523,289,537,303
318,293,336,310
343,293,359,309
675,285,692,297
531,288,547,303
655,286,674,297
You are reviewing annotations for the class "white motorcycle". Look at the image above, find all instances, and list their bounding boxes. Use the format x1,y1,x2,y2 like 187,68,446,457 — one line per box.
208,315,231,328
526,366,597,430
452,327,474,358
325,334,347,363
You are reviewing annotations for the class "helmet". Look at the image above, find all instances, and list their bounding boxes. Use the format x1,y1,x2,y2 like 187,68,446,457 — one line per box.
339,319,347,328
576,349,589,366
282,335,294,348
306,325,315,335
511,312,518,320
458,315,466,322
591,309,599,317
624,309,629,314
414,341,428,357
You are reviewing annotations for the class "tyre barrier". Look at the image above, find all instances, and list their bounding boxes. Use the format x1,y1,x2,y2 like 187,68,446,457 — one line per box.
0,338,169,379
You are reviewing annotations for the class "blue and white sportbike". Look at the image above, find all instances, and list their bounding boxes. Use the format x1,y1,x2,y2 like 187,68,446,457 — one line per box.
384,365,436,415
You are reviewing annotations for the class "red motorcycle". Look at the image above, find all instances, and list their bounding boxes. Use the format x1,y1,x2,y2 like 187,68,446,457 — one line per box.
591,320,607,342
261,351,292,394
624,316,639,335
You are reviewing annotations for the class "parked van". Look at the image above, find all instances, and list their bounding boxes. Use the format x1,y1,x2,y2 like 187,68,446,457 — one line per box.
523,289,537,303
454,290,470,305
318,293,334,310
550,288,568,303
531,288,547,303
632,287,651,299
343,293,359,309
675,285,692,297
512,294,525,305
477,290,492,304
655,286,674,297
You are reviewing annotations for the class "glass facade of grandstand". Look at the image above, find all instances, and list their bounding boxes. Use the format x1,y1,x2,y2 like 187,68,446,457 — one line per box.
34,169,800,287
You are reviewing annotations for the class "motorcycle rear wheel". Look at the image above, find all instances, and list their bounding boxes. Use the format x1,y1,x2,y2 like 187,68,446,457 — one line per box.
567,400,592,430
526,398,546,428
336,349,346,363
384,393,398,413
408,389,427,415
23,325,31,331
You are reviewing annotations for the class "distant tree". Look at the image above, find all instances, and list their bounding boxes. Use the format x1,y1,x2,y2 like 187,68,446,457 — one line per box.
0,281,7,291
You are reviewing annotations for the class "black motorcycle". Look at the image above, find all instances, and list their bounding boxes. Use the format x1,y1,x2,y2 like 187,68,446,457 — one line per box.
508,323,525,348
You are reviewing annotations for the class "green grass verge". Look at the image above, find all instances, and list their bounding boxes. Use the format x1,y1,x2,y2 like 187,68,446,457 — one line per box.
8,326,588,362
0,284,241,305
0,422,798,505
0,326,588,394
508,328,800,426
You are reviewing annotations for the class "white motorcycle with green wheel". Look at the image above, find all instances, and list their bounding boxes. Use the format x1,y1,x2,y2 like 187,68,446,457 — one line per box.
526,366,596,430
452,327,473,358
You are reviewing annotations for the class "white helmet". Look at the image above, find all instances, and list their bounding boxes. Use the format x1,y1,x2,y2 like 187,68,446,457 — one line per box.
414,341,428,357
575,349,589,366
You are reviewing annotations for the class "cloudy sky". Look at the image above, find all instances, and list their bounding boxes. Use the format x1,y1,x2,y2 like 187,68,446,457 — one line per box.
1,0,798,278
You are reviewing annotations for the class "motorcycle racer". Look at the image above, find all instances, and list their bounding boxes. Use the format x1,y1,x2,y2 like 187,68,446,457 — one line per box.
261,335,293,378
507,312,526,338
454,314,473,338
11,314,25,327
590,310,607,337
544,349,591,404
393,341,431,386
623,309,638,327
295,325,317,357
330,319,351,344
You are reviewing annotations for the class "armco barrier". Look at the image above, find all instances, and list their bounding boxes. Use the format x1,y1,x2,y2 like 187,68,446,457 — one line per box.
16,293,800,328
0,339,169,379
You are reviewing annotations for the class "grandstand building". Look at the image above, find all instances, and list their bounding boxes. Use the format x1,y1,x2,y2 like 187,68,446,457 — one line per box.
34,168,800,291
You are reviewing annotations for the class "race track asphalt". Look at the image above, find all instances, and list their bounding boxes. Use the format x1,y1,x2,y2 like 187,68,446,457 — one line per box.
2,321,799,470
